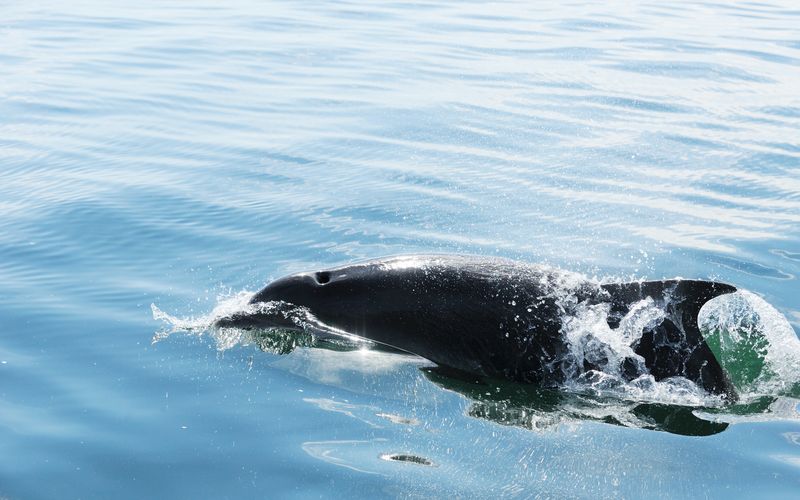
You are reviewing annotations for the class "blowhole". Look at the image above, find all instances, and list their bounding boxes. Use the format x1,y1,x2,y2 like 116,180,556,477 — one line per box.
315,271,331,284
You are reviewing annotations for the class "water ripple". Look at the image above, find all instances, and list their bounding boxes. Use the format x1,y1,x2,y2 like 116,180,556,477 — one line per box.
1,0,799,497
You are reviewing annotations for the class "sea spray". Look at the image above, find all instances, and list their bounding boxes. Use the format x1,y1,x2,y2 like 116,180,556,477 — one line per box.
700,290,800,397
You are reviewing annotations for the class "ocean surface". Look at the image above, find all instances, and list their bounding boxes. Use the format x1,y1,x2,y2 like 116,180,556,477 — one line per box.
2,0,800,498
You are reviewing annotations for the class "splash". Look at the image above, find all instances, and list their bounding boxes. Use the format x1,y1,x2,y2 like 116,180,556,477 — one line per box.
152,291,257,350
558,296,718,407
152,291,369,354
700,290,800,398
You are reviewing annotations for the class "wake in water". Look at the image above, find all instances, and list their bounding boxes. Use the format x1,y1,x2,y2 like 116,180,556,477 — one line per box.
153,284,800,434
152,292,371,353
153,291,259,351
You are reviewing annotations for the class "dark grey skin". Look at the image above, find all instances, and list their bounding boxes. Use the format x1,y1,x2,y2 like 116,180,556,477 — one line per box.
218,255,738,400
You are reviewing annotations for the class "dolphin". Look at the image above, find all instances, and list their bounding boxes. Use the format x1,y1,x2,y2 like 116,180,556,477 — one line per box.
217,255,739,400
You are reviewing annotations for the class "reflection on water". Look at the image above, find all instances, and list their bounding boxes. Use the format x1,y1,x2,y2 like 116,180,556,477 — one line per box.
423,366,731,437
302,439,387,476
380,453,436,467
200,326,800,438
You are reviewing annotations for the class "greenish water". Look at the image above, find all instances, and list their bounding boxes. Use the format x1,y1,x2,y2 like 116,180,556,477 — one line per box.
1,1,799,498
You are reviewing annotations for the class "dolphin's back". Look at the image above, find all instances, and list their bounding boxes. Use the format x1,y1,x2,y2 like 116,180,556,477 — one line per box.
236,255,738,399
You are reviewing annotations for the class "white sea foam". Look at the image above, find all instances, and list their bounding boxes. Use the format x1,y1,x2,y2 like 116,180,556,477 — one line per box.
558,294,721,407
699,290,800,398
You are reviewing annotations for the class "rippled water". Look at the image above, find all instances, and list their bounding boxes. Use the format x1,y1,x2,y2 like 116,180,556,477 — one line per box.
2,0,799,498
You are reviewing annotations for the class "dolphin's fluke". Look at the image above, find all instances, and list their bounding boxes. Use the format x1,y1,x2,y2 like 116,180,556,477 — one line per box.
601,280,739,400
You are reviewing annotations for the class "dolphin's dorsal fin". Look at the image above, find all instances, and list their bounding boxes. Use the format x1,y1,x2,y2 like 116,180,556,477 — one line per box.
601,280,739,401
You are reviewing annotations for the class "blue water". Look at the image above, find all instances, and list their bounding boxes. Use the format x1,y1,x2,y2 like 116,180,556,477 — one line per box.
2,0,800,497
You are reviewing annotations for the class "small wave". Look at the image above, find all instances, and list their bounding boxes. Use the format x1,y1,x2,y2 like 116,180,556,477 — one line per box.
700,290,800,399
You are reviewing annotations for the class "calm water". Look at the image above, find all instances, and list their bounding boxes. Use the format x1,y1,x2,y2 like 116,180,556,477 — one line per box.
2,0,800,498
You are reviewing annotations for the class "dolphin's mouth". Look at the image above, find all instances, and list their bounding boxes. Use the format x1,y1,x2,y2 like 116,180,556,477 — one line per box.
214,299,374,348
215,310,300,330
214,300,307,331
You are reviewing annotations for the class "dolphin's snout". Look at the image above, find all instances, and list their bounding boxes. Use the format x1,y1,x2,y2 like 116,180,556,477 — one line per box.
214,272,324,330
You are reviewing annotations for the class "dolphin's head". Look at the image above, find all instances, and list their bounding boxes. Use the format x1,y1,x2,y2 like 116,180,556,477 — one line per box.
213,267,355,330
251,267,351,305
224,256,489,362
227,261,399,335
255,265,386,308
246,256,453,326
